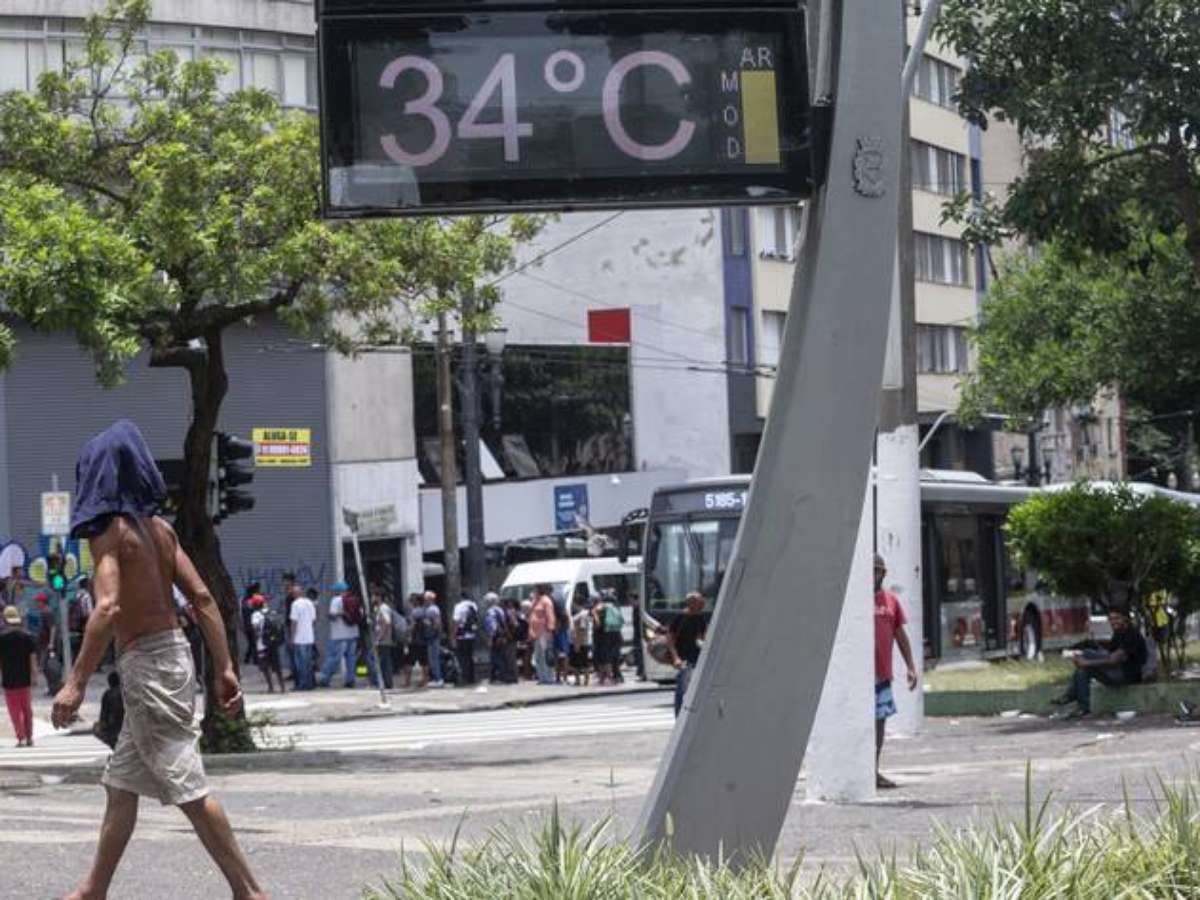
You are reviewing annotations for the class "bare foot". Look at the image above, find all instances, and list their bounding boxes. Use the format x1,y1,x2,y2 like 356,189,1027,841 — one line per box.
63,885,101,900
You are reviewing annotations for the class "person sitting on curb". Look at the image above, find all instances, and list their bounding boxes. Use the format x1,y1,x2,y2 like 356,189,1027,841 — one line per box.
1053,607,1147,719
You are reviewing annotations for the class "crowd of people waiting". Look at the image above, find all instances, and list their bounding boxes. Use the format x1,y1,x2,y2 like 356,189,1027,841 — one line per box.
240,575,639,694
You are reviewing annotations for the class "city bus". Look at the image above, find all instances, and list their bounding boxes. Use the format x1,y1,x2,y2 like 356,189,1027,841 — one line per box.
632,472,1101,681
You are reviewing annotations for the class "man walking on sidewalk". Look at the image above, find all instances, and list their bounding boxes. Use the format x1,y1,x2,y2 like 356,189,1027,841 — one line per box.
51,419,265,900
0,605,37,747
318,582,359,688
874,553,918,790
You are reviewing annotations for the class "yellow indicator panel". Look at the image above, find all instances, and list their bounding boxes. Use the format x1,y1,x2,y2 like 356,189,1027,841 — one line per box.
740,70,782,165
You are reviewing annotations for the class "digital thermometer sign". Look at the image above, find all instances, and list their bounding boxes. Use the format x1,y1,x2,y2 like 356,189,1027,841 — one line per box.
318,3,815,216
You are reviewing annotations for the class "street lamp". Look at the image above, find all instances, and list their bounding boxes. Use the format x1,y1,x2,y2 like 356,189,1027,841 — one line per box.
483,328,507,432
1010,445,1025,481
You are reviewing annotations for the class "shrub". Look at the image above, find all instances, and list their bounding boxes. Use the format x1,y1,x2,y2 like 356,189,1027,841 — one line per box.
364,773,1200,898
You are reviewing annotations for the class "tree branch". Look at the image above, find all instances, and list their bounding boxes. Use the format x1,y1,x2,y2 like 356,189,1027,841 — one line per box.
148,344,205,370
1082,142,1169,172
193,279,306,332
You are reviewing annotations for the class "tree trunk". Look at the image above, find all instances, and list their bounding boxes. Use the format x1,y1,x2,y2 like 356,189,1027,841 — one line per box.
152,329,250,750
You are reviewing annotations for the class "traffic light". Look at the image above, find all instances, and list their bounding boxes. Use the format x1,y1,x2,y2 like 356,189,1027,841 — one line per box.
156,459,185,516
214,432,256,523
47,552,66,594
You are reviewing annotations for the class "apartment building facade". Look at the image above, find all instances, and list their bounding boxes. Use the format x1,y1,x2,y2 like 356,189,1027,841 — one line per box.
723,21,1126,484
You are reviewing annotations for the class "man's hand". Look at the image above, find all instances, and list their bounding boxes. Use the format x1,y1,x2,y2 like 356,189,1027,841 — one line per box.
216,667,244,715
51,681,84,730
906,667,919,691
673,658,685,671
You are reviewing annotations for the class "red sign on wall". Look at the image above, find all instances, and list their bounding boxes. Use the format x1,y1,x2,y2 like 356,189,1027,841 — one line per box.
588,308,631,344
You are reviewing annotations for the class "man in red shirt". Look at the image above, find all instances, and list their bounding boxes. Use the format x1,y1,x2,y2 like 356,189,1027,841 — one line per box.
874,553,917,789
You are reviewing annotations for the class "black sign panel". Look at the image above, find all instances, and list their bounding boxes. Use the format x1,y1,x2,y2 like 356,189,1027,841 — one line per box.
318,5,813,216
651,484,750,517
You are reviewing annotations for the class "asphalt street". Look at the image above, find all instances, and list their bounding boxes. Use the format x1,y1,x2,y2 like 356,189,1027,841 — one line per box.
2,693,1199,899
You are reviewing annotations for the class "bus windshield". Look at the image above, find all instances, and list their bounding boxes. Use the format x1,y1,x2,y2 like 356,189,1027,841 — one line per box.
645,517,739,614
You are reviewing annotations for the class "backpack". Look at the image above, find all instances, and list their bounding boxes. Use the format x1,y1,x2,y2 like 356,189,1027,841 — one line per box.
260,609,286,648
68,598,87,633
341,594,365,628
457,604,479,639
603,603,624,634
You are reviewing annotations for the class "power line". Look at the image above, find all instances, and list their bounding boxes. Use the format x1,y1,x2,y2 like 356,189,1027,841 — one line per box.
489,211,626,288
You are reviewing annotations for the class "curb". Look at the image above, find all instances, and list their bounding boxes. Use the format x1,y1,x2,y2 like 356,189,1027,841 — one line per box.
266,684,669,727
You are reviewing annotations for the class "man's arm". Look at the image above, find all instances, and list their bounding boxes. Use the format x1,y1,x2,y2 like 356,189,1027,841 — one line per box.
1076,648,1127,669
665,621,684,669
172,528,242,715
895,625,919,690
52,526,121,728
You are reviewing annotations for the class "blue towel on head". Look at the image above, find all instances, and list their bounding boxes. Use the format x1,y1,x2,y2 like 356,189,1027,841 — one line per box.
70,419,167,540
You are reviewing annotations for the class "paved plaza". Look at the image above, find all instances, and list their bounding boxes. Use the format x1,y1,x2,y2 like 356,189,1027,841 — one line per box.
1,691,1197,899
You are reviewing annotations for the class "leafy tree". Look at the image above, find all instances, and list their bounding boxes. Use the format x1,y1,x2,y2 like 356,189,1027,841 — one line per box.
938,0,1200,272
938,0,1200,476
0,0,537,745
959,225,1200,467
1005,483,1200,673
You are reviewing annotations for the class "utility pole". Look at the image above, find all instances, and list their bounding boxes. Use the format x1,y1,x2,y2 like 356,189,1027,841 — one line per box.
875,0,938,737
460,292,488,603
435,312,462,620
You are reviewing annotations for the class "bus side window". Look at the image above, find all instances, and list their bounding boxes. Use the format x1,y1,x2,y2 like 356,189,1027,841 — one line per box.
573,582,589,607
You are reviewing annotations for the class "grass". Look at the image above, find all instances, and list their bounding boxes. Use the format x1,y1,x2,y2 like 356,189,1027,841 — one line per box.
363,771,1200,899
924,657,1073,693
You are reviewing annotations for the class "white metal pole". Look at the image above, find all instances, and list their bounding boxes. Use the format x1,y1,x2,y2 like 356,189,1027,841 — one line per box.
349,529,390,709
636,0,905,861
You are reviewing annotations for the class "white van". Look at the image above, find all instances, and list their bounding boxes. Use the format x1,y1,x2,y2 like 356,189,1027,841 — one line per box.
499,557,642,646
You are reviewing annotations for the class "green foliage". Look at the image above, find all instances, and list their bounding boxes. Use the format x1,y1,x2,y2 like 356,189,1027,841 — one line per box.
939,1,1200,447
0,0,540,381
364,775,1200,898
1004,483,1200,645
199,709,257,755
960,227,1200,431
937,0,1200,264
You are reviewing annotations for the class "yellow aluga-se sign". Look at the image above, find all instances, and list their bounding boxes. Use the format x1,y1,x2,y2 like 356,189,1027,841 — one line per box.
252,428,312,467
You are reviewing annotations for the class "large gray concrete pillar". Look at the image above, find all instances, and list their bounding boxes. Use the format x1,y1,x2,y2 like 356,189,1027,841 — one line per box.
635,0,904,861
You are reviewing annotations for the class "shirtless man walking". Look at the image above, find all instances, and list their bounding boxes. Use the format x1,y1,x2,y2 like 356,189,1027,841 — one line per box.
51,420,266,900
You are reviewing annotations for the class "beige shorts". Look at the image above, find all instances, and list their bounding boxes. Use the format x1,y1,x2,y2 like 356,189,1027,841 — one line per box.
102,629,208,806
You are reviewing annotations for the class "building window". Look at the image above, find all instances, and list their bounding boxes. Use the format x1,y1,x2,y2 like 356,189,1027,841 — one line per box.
914,232,971,286
911,140,966,196
917,325,969,375
0,16,318,110
1107,110,1135,150
757,207,800,260
912,54,961,109
761,311,786,370
728,307,751,368
725,209,747,257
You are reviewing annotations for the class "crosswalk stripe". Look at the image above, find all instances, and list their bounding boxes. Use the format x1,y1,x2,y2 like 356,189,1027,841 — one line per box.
283,710,671,741
0,703,674,767
289,720,674,752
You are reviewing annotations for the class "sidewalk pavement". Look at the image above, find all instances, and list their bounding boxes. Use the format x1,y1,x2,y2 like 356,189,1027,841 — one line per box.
0,661,666,741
